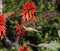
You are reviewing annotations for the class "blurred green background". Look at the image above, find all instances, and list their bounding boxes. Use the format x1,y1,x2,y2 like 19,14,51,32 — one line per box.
1,0,60,51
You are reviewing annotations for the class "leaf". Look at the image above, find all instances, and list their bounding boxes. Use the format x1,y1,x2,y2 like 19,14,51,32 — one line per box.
0,49,3,51
23,26,39,32
38,41,60,51
58,30,60,38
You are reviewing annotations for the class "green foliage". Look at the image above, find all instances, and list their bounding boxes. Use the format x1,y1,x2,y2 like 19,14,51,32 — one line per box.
38,41,60,51
3,0,25,12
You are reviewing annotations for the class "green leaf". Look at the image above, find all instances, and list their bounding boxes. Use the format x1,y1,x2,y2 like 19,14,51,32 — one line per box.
23,26,39,32
38,41,60,51
58,30,60,38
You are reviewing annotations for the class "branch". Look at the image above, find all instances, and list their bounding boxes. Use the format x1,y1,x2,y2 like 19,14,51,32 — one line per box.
27,44,39,47
3,11,20,19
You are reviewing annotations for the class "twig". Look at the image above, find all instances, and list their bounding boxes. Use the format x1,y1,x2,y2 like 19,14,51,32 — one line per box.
27,44,39,47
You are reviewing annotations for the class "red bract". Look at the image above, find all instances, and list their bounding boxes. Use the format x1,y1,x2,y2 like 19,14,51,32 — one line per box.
20,1,36,24
0,14,6,40
18,46,30,51
14,23,26,36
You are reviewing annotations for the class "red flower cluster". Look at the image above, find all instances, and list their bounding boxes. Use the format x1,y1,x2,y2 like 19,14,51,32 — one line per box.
14,23,26,36
18,46,30,51
14,1,36,36
20,1,36,24
0,14,6,40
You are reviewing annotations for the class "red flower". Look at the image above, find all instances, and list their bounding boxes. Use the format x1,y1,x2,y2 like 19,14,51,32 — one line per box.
18,46,30,51
14,23,26,36
20,1,36,24
0,14,6,40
